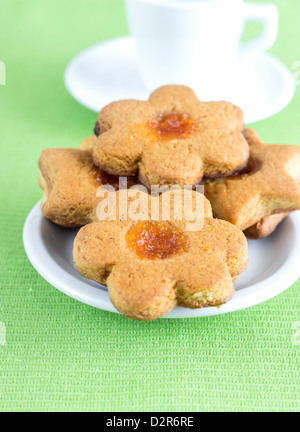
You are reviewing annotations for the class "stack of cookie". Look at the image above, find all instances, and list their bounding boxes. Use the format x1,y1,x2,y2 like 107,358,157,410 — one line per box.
39,85,300,320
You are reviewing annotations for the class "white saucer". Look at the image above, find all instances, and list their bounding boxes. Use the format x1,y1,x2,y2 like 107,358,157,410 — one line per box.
23,202,300,318
64,36,295,124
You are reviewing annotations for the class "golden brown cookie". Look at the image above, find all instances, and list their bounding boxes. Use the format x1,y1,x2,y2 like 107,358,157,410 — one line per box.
92,85,249,188
204,129,300,237
78,136,97,152
39,148,140,228
73,190,248,321
244,212,290,239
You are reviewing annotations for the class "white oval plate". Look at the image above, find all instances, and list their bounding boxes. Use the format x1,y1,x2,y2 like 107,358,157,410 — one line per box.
64,37,295,124
23,202,300,318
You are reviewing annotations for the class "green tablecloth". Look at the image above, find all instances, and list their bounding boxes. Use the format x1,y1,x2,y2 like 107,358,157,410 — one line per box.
0,0,299,412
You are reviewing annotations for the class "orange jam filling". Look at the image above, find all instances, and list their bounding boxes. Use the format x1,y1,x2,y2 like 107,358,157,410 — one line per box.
126,221,190,260
147,111,199,140
90,167,139,190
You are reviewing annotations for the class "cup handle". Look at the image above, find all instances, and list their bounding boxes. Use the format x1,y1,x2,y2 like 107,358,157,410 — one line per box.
239,3,278,60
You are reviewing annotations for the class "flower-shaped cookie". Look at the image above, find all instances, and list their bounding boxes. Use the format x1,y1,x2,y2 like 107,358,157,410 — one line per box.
92,85,249,188
73,190,248,321
204,129,300,237
39,143,140,227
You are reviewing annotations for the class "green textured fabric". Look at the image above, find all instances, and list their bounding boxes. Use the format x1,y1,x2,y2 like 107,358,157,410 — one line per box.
0,0,299,412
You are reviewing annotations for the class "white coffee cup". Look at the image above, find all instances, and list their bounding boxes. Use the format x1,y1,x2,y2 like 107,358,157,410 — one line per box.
125,0,278,91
